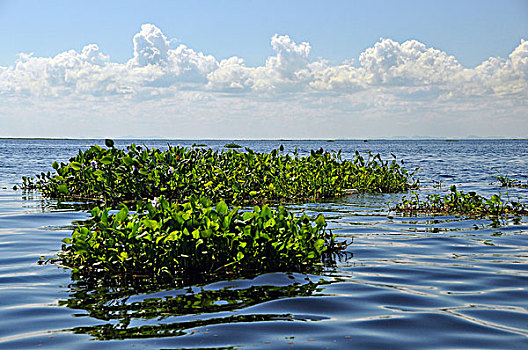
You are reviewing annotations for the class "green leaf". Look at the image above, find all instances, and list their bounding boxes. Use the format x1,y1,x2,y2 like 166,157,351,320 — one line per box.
80,226,90,236
101,210,108,225
166,231,180,241
143,220,160,231
105,139,115,148
264,218,276,228
314,238,325,252
115,205,129,222
160,197,169,211
100,155,113,165
260,205,272,218
201,229,213,238
216,201,228,216
122,156,134,166
315,214,326,227
70,162,82,171
58,184,68,194
242,212,254,221
52,161,59,170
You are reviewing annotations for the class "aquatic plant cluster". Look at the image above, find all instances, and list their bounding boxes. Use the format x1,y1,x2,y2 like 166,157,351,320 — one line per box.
21,142,417,205
60,197,338,281
493,172,528,188
23,141,414,281
394,185,528,216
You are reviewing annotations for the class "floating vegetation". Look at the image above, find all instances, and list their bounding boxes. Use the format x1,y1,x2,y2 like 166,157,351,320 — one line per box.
20,143,418,206
23,141,414,281
493,171,528,188
59,196,343,281
224,142,243,148
394,185,528,217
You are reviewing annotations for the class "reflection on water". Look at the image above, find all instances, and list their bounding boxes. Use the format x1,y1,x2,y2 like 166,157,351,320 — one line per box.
19,190,97,214
63,273,332,340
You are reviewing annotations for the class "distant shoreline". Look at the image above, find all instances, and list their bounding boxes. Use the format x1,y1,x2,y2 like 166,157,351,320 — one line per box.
1,137,527,141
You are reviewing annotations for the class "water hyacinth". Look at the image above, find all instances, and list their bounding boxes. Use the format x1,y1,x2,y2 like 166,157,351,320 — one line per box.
493,171,528,188
23,142,414,281
394,185,528,217
21,143,418,206
59,196,343,281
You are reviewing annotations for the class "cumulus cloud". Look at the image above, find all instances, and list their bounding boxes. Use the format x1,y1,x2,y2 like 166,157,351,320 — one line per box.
358,38,463,85
510,39,528,76
129,24,218,87
0,24,221,98
0,23,527,102
165,44,218,83
207,34,313,92
265,34,311,80
0,44,126,97
207,56,253,91
459,39,528,97
308,60,365,91
131,24,171,67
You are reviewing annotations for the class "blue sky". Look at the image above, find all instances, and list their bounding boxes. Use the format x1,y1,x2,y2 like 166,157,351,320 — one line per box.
0,0,527,138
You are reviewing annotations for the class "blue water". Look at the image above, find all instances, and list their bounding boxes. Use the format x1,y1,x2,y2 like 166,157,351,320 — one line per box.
0,139,527,349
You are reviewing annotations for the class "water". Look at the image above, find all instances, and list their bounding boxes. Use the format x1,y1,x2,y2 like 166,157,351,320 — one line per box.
0,139,527,349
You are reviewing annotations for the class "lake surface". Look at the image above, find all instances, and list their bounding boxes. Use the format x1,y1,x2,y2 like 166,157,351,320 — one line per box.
0,139,527,349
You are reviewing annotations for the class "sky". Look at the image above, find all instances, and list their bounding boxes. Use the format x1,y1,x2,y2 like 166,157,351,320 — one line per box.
0,0,527,139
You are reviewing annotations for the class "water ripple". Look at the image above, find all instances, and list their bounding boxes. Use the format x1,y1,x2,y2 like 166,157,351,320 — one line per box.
1,139,528,349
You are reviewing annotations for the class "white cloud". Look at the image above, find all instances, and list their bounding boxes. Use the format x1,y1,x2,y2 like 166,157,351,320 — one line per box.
308,60,365,91
510,39,528,76
130,24,171,67
207,56,253,91
1,24,526,99
207,34,313,92
127,24,218,88
0,24,527,138
165,44,218,83
0,44,128,97
359,38,463,86
265,34,311,80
